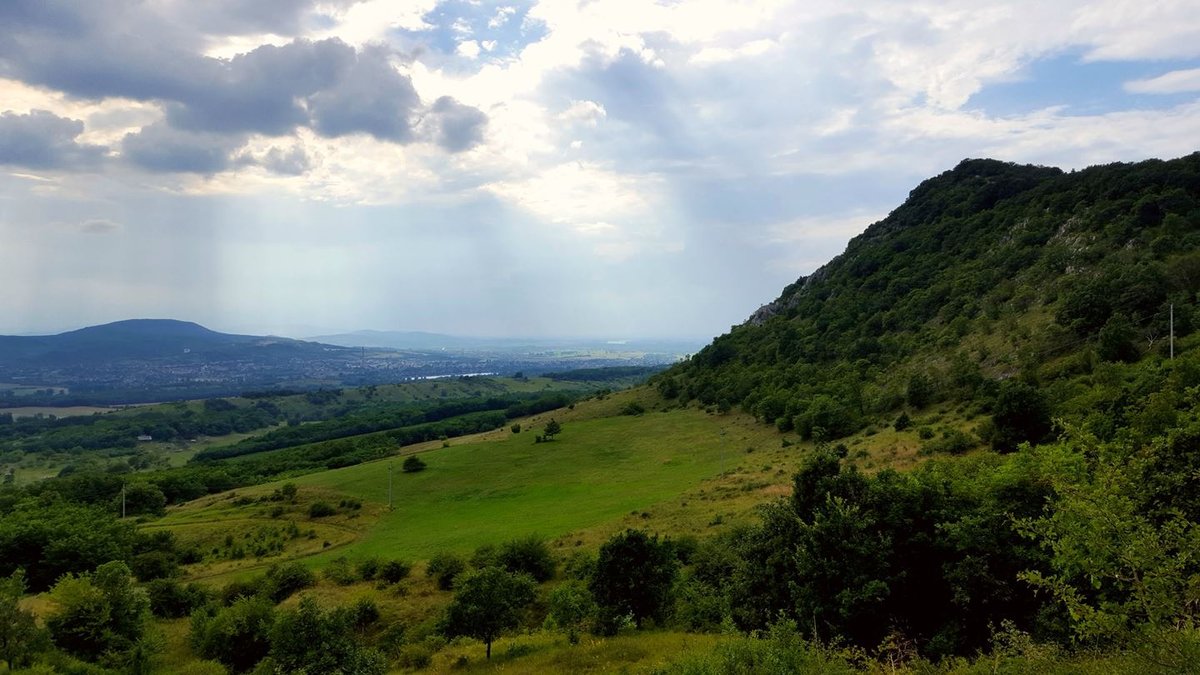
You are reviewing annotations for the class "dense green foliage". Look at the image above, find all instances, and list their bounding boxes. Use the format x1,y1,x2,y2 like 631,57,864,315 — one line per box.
590,529,679,630
442,566,537,659
0,499,140,591
45,561,149,662
190,596,276,672
269,596,386,674
193,392,574,461
0,398,283,456
661,154,1200,441
0,570,48,669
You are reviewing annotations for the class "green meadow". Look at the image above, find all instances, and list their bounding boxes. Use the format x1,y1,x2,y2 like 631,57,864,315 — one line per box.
288,406,758,562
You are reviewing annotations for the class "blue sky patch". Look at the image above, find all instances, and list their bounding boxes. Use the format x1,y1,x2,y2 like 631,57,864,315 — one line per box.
966,51,1200,117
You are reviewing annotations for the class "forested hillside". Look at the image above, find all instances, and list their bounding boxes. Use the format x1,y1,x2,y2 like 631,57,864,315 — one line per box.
642,153,1200,670
662,153,1200,444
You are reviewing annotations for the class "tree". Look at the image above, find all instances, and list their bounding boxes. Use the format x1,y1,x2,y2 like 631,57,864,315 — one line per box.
426,551,466,591
0,570,48,669
542,419,562,441
545,581,595,644
270,596,386,674
402,455,427,473
46,561,149,660
496,534,556,582
190,596,275,673
988,380,1052,452
279,482,298,503
1098,313,1138,362
590,529,679,630
443,566,536,659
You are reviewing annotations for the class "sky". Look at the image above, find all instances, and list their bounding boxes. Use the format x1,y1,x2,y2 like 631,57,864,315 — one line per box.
1,1,1199,340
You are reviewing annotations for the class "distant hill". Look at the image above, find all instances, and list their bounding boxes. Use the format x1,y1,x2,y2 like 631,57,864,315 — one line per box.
0,320,697,405
0,319,318,366
659,152,1200,439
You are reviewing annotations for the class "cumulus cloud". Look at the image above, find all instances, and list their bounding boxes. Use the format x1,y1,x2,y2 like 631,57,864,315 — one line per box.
0,110,106,169
308,45,422,141
258,146,314,175
122,122,246,174
426,96,488,152
165,39,355,135
0,4,445,162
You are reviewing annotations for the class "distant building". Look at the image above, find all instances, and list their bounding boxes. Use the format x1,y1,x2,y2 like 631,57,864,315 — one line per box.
137,434,153,442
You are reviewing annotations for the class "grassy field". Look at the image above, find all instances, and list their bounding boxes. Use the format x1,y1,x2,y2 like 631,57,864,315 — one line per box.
295,413,745,561
130,387,1003,672
151,386,986,583
147,389,800,581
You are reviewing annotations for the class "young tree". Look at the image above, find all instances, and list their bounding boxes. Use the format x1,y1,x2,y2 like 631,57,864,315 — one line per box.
545,581,595,644
590,529,679,630
0,570,48,669
402,455,427,473
443,567,536,659
190,596,275,673
496,534,556,582
270,596,386,674
46,561,149,660
542,419,562,441
426,551,466,591
988,380,1052,452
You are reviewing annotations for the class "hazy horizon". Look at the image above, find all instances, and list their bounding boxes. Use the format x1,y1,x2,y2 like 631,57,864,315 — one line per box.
1,316,712,344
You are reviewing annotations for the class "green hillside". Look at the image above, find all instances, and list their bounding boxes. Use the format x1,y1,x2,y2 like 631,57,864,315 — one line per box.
7,154,1200,674
664,153,1200,444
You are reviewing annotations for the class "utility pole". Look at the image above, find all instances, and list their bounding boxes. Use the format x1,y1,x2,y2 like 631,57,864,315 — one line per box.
388,463,393,511
1170,304,1175,360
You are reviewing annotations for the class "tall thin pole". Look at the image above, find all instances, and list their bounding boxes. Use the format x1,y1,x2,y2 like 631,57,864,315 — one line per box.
121,483,126,519
388,463,393,511
1170,304,1175,360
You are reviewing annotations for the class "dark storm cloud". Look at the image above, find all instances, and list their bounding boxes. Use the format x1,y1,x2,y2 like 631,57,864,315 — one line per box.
165,39,357,135
0,110,107,170
428,96,488,152
121,123,246,174
308,46,423,141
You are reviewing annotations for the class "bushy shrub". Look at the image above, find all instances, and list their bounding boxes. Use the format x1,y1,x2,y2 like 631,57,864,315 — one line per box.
308,502,336,518
349,597,380,629
269,597,386,675
324,557,358,586
264,562,315,603
46,561,149,660
190,597,275,673
402,456,427,473
496,535,556,582
219,577,262,605
378,559,412,585
919,428,977,455
357,558,381,581
426,552,466,591
146,578,213,618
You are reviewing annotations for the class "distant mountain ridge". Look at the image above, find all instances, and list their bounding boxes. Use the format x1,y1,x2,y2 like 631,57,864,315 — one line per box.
0,319,318,366
0,319,694,404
